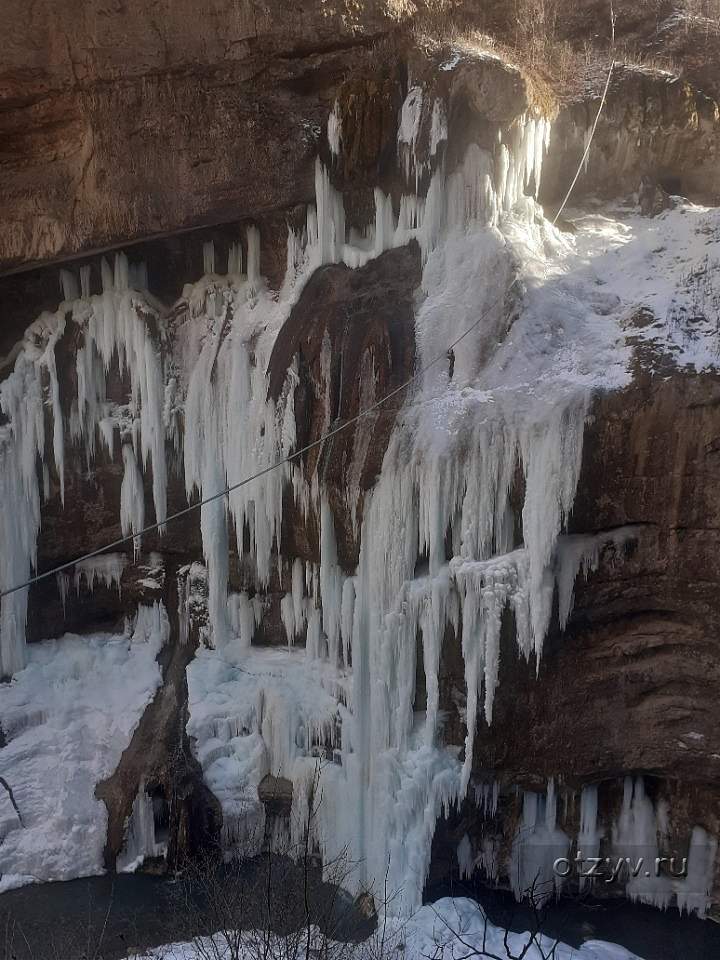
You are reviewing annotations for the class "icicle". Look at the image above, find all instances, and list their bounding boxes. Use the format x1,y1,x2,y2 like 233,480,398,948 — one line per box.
228,241,243,276
678,827,718,917
117,781,167,872
246,226,261,293
131,601,170,646
203,240,216,276
0,435,37,677
74,554,127,596
80,265,91,299
429,98,447,157
328,100,342,158
120,443,145,558
56,572,70,616
556,526,640,629
577,784,601,890
227,592,258,650
397,85,424,188
510,780,569,902
314,158,345,265
59,269,78,302
114,252,129,292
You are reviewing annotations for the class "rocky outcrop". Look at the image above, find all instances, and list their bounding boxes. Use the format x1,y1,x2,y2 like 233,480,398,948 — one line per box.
95,568,222,870
1,0,437,273
428,365,720,906
4,1,720,276
541,66,720,206
465,367,720,789
270,243,420,570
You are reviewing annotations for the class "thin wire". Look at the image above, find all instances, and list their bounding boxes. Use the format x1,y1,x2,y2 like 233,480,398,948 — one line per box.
0,9,617,603
552,2,616,225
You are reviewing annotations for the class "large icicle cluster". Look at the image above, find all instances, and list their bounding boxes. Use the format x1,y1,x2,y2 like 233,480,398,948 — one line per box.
180,96,608,913
0,257,169,675
502,777,717,917
0,84,618,907
5,61,716,918
0,312,66,676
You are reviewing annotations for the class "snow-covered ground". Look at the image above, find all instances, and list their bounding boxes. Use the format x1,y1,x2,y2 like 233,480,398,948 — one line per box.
0,606,167,891
563,199,720,372
125,896,644,960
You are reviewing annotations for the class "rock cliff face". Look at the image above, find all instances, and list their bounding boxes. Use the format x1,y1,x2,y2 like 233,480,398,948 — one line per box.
2,0,720,924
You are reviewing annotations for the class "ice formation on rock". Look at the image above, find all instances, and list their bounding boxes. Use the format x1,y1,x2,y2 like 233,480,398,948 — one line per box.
555,527,641,629
0,256,170,674
327,100,342,158
0,618,166,889
117,780,168,873
177,101,607,912
74,553,127,596
510,780,570,902
0,94,612,905
3,65,719,917
611,776,718,917
497,776,717,916
578,784,602,890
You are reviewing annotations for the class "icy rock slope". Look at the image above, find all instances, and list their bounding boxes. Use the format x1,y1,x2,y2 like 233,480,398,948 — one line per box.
0,605,167,890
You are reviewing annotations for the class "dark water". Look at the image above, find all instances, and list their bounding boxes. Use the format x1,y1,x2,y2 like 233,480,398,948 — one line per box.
1,870,719,960
0,859,371,960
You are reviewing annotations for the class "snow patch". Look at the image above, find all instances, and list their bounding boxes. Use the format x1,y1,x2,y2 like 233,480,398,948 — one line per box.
0,618,166,890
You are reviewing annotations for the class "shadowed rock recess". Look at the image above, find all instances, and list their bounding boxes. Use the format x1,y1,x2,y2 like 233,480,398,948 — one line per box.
2,0,720,932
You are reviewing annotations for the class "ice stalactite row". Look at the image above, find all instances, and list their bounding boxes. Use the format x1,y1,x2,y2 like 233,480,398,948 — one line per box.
75,258,168,536
74,554,127,596
0,255,169,674
130,601,171,646
179,241,295,649
312,94,549,274
497,777,717,916
612,776,718,917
